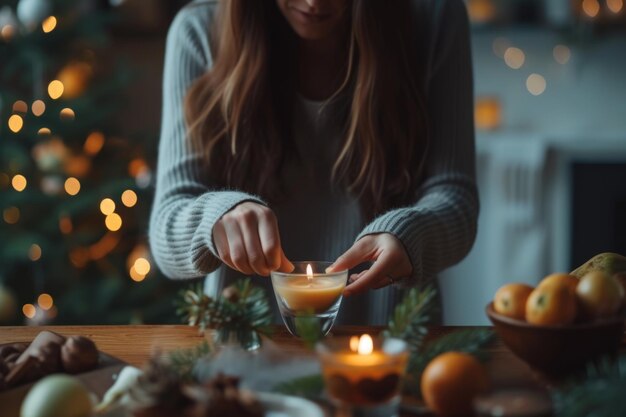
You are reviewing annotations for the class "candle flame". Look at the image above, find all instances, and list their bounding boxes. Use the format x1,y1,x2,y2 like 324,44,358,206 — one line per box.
350,336,359,352
357,334,373,355
306,263,313,282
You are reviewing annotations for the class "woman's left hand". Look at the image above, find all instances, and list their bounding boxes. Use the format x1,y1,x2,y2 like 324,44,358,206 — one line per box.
327,233,413,296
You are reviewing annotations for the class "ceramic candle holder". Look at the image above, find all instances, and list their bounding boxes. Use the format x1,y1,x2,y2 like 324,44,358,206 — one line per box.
270,261,347,337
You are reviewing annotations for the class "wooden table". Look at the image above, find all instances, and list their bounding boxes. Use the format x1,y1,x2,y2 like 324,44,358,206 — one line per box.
0,325,541,388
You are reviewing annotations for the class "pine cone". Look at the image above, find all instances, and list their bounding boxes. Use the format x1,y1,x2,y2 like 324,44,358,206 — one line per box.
129,358,194,417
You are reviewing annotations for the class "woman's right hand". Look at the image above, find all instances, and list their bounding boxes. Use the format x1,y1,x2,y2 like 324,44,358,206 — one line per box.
212,202,294,276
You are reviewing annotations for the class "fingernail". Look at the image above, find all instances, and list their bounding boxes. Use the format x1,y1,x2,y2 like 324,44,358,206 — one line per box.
325,265,335,273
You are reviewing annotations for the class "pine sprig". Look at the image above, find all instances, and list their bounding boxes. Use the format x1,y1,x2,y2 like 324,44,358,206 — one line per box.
176,279,273,349
553,356,626,416
383,285,438,352
166,341,212,383
273,374,324,398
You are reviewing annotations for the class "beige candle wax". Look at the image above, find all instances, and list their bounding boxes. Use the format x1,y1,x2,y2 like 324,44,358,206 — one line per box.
274,264,345,313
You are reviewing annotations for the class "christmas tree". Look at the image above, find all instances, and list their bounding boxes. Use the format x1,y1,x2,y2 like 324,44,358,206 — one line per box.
0,0,179,325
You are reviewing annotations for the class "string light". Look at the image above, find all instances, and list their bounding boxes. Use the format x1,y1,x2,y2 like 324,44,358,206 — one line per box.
100,198,116,215
582,0,600,17
29,244,42,261
8,115,23,133
607,0,623,13
84,132,105,155
12,101,27,113
64,177,81,195
37,294,54,310
12,174,27,191
121,189,137,207
48,80,64,99
1,25,15,40
60,108,75,121
134,258,151,275
504,47,525,69
42,16,57,33
22,304,36,319
105,213,122,231
3,207,20,224
129,265,146,282
32,100,46,116
526,74,547,96
38,127,51,135
553,45,571,65
59,216,72,234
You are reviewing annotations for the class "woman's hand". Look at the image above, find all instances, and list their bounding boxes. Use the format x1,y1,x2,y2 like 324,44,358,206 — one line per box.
327,233,412,296
212,202,294,276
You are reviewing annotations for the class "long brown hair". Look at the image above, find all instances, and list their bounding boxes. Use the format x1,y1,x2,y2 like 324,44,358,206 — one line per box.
185,0,429,218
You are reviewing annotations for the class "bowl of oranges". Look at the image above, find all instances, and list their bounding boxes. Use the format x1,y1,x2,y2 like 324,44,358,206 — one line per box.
486,253,626,375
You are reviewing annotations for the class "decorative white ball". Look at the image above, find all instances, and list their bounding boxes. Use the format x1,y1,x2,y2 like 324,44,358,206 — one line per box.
16,0,51,28
20,374,93,417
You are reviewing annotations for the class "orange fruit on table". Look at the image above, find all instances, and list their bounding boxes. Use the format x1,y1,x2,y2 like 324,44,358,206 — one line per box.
493,283,534,320
525,281,577,325
538,273,579,292
421,352,489,417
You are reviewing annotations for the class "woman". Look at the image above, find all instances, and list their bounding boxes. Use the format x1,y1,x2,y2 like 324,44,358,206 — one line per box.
150,0,477,324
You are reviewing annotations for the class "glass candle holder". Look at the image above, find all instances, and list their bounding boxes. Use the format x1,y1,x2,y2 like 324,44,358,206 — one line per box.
270,261,347,337
316,335,409,417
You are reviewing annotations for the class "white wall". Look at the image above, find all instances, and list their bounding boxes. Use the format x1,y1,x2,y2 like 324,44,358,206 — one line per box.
439,29,626,325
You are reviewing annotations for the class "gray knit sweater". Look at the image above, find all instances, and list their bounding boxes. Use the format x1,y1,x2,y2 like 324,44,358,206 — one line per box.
149,0,477,325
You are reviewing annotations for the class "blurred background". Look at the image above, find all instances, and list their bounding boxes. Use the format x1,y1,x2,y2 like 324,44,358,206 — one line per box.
0,0,624,326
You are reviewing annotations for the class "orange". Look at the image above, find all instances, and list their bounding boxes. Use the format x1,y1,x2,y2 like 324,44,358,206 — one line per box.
538,273,578,292
525,281,577,325
493,283,534,320
421,352,489,416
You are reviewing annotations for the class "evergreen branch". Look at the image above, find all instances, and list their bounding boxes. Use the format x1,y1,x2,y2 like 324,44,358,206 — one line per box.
383,285,438,352
273,374,324,399
166,341,212,383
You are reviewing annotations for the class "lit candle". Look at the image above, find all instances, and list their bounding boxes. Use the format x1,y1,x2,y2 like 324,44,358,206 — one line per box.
273,263,346,313
317,334,409,406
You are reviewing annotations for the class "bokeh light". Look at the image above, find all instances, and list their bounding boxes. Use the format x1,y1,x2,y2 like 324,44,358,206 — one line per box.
12,100,27,113
134,258,151,275
121,189,137,207
84,131,105,155
38,127,51,135
607,0,623,13
526,73,547,96
59,216,73,234
64,177,81,195
582,0,600,17
38,294,54,310
129,265,146,282
60,107,75,121
42,16,57,33
32,100,46,116
23,304,36,319
8,115,23,133
105,213,122,231
504,47,525,69
48,80,64,99
29,244,42,261
100,198,116,215
553,45,571,65
12,174,27,192
3,207,20,224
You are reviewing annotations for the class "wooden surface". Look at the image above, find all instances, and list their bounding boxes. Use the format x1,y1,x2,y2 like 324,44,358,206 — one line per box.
0,325,541,387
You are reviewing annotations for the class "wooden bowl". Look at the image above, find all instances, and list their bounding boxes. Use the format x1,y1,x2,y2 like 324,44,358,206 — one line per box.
486,303,624,376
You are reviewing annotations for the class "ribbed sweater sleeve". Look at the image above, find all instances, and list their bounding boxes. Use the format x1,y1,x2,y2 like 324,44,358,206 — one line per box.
356,0,479,286
149,5,265,279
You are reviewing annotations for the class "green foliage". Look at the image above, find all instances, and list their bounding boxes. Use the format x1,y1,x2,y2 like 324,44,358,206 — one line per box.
273,374,325,398
176,279,273,349
552,356,626,417
294,313,322,350
166,341,212,383
384,285,438,352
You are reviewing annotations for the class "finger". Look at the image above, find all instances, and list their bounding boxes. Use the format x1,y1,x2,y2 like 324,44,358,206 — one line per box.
327,238,375,273
349,271,365,284
213,221,236,270
344,254,393,297
239,215,270,276
257,210,281,271
223,219,254,275
276,249,295,273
